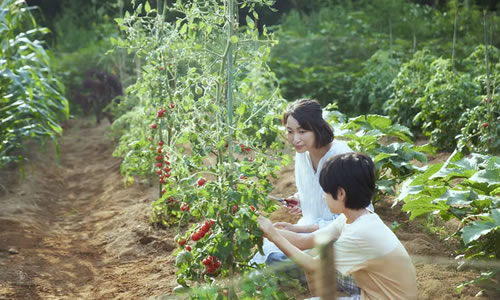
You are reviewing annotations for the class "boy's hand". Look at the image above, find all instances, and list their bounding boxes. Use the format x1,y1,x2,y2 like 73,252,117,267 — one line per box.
257,216,275,238
273,222,296,232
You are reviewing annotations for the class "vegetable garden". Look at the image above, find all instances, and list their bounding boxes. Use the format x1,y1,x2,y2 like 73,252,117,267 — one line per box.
0,0,499,299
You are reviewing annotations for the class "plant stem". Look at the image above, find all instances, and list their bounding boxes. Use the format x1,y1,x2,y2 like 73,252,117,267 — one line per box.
483,11,492,149
389,17,393,59
452,7,458,68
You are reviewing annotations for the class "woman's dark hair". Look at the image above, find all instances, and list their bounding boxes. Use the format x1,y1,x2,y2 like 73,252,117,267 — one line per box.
283,99,334,148
319,152,375,210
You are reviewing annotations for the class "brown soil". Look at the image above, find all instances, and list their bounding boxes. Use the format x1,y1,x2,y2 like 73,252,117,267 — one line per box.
0,119,496,299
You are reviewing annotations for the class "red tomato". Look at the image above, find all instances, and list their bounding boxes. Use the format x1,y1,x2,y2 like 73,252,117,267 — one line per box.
191,232,200,241
197,178,207,187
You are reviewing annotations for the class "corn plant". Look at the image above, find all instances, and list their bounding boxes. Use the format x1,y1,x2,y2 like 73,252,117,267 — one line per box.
0,0,69,169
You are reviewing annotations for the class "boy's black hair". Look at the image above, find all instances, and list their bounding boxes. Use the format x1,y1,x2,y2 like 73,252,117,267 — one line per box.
283,99,334,148
319,152,375,210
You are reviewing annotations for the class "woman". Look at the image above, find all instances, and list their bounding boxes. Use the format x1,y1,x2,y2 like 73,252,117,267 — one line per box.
252,99,360,264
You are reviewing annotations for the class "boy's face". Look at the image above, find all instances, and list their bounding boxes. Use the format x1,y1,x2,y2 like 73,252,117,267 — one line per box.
286,115,316,153
324,191,344,214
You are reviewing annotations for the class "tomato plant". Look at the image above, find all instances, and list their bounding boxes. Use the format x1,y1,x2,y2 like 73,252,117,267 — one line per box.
111,0,291,296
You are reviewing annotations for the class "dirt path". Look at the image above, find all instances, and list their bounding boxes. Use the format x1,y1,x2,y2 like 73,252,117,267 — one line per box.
0,119,177,299
0,118,495,299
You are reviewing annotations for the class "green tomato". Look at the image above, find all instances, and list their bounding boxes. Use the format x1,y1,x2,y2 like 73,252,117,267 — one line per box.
195,86,203,95
175,250,193,266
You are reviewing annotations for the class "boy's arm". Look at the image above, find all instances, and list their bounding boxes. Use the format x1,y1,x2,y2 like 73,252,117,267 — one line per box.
276,228,316,250
274,222,319,234
257,216,319,273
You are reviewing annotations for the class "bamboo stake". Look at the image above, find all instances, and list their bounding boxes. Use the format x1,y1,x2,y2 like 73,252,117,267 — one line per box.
226,1,236,299
318,236,336,299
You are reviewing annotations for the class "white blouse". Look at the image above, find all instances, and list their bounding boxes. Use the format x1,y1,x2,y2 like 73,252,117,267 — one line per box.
295,140,353,228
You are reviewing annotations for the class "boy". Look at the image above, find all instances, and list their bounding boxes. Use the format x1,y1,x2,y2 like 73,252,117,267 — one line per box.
257,153,417,299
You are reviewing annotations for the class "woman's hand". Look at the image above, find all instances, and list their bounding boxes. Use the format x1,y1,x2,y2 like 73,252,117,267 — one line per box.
286,196,302,215
273,222,296,232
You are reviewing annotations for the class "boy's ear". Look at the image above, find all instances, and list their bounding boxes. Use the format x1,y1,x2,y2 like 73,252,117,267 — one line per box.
337,187,346,202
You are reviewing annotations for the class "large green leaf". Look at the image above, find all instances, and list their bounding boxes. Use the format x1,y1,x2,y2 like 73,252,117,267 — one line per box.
366,114,392,130
435,189,479,205
468,169,500,186
407,162,443,186
462,209,500,245
373,152,397,164
402,196,449,220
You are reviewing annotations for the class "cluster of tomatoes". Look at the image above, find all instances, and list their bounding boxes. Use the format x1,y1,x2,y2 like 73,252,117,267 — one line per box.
202,255,221,274
191,219,215,241
149,107,179,185
224,142,251,153
153,104,175,123
154,142,171,185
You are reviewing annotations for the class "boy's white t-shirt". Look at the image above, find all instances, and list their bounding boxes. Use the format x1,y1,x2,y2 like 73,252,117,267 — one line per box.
313,213,417,300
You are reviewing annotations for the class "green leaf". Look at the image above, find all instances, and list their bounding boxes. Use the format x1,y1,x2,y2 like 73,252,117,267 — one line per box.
236,103,246,117
246,16,254,29
413,143,436,155
409,162,443,185
231,35,239,44
280,154,291,166
180,23,187,34
374,152,397,164
462,220,498,245
145,1,151,13
435,189,478,205
469,169,500,186
402,197,449,220
491,209,500,224
376,179,395,195
396,181,425,202
366,114,392,130
490,186,500,196
135,3,143,14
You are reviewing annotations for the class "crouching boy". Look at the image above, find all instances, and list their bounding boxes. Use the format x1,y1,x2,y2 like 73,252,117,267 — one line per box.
257,152,417,299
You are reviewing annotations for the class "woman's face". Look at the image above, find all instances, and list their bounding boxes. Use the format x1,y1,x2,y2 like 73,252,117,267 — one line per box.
286,115,316,153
